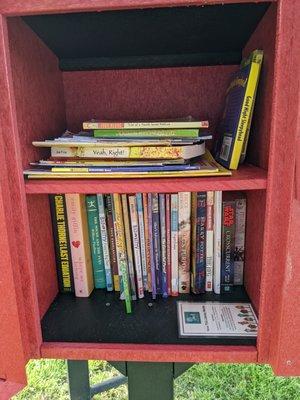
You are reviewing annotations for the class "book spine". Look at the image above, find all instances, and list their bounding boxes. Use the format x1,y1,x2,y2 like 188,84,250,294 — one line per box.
143,193,152,292
221,200,236,293
113,194,132,313
193,192,206,294
213,191,222,294
190,192,197,293
49,194,74,293
85,195,106,289
165,194,172,296
205,191,214,291
104,194,120,291
136,193,148,290
152,193,162,294
234,197,246,285
159,194,168,298
170,194,179,296
84,121,209,130
121,194,137,300
93,129,200,138
178,192,191,293
128,195,144,299
147,193,157,299
97,194,113,291
65,194,94,297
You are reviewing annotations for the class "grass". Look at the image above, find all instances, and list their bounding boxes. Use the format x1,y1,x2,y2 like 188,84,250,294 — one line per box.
13,360,300,400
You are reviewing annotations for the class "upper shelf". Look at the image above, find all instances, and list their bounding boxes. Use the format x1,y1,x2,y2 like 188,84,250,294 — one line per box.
24,164,267,194
22,2,270,71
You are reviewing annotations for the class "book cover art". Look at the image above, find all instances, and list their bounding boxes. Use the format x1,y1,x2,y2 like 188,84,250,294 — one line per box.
178,192,191,293
143,193,152,292
128,195,144,299
213,191,222,294
159,194,168,298
170,194,179,296
193,192,206,294
216,50,263,169
86,195,106,289
147,193,157,299
65,194,94,297
49,194,74,293
96,194,113,291
234,197,246,285
152,193,162,295
113,194,132,313
165,194,172,296
121,194,137,300
205,191,214,292
104,194,120,291
221,200,236,293
136,193,148,290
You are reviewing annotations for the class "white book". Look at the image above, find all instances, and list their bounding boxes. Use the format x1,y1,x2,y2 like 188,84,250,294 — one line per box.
205,191,214,291
234,198,246,285
128,195,144,298
213,191,222,294
178,192,191,294
97,194,113,291
170,194,179,296
136,193,148,290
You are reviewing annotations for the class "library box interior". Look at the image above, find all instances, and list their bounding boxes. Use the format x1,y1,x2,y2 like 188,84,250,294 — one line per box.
1,0,299,385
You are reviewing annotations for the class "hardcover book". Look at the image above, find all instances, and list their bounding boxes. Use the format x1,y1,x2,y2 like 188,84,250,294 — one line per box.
49,194,74,293
65,194,94,297
178,192,191,293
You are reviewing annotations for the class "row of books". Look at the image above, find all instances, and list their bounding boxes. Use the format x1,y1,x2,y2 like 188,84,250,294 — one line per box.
50,191,246,313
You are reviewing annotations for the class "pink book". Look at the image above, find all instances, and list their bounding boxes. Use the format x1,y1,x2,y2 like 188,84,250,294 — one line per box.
65,194,94,297
166,194,172,295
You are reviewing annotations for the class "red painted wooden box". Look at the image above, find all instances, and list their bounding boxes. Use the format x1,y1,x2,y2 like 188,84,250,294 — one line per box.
0,0,299,398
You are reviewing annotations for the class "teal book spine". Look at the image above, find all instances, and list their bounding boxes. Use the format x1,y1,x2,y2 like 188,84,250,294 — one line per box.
85,195,106,289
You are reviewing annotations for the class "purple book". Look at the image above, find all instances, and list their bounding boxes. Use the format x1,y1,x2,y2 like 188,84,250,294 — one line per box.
147,193,156,299
159,194,168,298
152,193,162,295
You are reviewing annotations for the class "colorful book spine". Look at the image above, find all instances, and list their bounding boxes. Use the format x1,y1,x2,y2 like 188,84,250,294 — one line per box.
190,192,197,293
165,194,172,296
83,120,209,130
104,194,120,291
205,191,214,291
136,193,148,290
148,193,157,299
221,200,236,293
96,194,113,291
178,192,191,293
213,191,222,294
194,192,206,294
128,195,144,299
112,194,132,313
65,194,94,297
143,193,152,291
152,193,162,294
93,128,201,138
49,194,74,293
159,194,168,298
234,197,246,285
85,195,106,289
121,194,137,300
170,194,179,296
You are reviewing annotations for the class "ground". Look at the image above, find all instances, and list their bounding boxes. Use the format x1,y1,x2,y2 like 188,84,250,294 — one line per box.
13,360,300,399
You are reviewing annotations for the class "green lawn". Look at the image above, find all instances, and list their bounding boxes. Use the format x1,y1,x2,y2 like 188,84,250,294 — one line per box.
13,360,300,400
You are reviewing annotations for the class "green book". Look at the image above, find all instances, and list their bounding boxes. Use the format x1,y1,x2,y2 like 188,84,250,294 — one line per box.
93,128,200,138
85,195,106,289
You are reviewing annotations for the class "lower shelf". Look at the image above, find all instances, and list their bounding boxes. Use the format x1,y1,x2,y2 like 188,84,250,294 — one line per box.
41,286,255,346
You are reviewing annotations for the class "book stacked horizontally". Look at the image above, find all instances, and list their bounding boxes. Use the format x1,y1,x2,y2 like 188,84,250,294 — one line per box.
24,118,231,178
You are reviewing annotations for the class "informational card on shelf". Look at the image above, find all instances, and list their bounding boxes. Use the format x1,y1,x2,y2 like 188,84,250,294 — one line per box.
177,302,258,338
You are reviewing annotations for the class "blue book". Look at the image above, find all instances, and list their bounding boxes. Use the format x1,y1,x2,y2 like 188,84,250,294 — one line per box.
64,164,205,173
152,193,162,295
159,194,168,298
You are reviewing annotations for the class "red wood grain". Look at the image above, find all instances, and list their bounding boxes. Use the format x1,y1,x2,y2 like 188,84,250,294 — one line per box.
24,164,267,194
0,0,276,17
257,0,300,375
63,65,236,136
41,342,257,363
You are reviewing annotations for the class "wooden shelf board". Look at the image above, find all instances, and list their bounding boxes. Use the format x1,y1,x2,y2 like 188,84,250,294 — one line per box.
25,164,267,194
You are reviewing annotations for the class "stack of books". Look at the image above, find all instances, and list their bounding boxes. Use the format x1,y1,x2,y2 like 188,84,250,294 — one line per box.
50,191,246,314
24,118,231,179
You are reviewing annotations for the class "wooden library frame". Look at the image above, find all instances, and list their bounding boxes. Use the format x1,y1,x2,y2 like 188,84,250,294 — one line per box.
0,0,299,398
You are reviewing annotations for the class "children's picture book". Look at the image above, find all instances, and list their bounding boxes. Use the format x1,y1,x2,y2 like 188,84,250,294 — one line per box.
177,301,258,338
